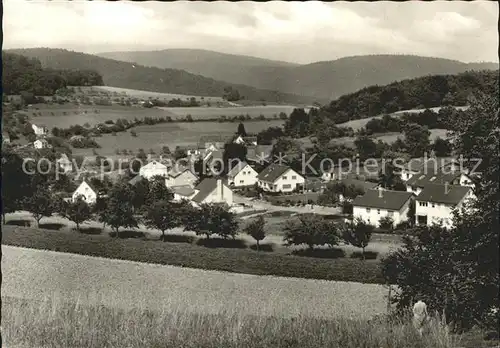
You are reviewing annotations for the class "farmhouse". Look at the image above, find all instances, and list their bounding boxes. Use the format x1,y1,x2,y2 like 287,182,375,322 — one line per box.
139,160,169,180
190,178,233,206
72,180,99,204
234,135,258,146
32,123,48,136
406,170,475,195
257,164,305,193
56,153,73,173
34,139,50,149
352,189,413,228
198,135,232,151
165,167,198,188
227,161,258,187
415,183,475,228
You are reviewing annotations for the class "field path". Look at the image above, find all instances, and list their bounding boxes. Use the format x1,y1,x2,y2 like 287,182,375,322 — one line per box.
2,245,389,320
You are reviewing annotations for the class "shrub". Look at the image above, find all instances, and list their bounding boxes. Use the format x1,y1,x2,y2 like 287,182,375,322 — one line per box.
379,216,394,230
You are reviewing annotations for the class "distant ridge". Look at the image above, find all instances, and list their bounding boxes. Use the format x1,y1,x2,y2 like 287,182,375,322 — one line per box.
97,49,499,100
5,48,320,104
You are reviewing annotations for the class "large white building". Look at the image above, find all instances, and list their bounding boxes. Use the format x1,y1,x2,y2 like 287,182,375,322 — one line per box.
34,139,50,149
352,189,414,228
227,161,258,187
32,124,48,136
139,160,169,180
256,164,305,193
415,183,475,229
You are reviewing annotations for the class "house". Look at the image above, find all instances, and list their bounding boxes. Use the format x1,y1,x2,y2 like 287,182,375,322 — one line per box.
165,167,198,188
234,135,258,146
415,183,475,228
399,157,460,181
138,160,169,180
2,132,11,144
190,178,233,206
352,189,414,228
34,139,50,149
198,135,232,151
32,124,48,136
227,161,258,187
203,149,224,172
257,164,305,193
72,180,98,204
406,170,475,195
56,153,73,173
179,145,201,157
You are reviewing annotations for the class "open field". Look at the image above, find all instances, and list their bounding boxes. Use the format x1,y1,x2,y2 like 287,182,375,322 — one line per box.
90,85,226,102
2,246,491,348
157,105,297,118
72,119,284,156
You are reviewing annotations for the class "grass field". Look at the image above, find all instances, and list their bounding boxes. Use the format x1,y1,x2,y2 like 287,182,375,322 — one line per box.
2,246,490,348
157,105,297,119
73,119,284,156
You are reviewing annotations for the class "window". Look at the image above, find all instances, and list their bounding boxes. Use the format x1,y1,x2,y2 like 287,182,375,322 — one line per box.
431,203,435,208
419,202,428,207
292,175,297,180
283,184,292,189
366,208,371,213
377,209,381,214
282,176,287,180
240,180,244,184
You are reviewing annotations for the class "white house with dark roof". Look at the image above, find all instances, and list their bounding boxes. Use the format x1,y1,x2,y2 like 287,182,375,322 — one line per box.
227,161,258,187
72,180,98,204
56,153,73,174
34,139,50,149
406,170,475,195
352,189,414,228
139,160,169,180
256,164,305,193
415,183,475,228
198,135,232,151
399,157,460,181
190,178,233,206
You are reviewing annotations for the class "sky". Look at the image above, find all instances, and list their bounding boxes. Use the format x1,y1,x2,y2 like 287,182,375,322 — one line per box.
3,0,498,64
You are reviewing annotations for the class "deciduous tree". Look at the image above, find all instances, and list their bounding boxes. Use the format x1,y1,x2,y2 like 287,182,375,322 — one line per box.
244,215,266,250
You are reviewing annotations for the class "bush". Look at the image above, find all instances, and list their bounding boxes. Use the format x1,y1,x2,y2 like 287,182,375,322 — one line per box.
379,216,394,230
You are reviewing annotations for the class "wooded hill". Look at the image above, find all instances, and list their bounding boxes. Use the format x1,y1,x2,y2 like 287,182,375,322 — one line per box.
96,49,499,100
321,69,499,124
2,52,103,96
5,48,320,104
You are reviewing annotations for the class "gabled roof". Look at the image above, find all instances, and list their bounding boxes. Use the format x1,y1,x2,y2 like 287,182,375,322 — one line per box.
353,189,413,211
204,150,224,164
140,160,168,170
191,178,228,204
77,180,98,193
257,164,296,182
406,170,463,187
416,184,471,205
227,161,252,177
171,185,196,197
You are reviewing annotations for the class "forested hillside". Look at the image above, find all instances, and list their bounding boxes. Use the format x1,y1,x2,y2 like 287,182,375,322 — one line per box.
321,70,499,123
96,51,499,100
5,48,319,104
2,52,103,95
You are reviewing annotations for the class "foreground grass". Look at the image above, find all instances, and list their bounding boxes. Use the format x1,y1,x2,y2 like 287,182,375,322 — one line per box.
2,226,384,283
2,295,460,348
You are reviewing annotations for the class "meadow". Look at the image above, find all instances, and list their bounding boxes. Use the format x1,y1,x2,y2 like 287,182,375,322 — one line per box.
73,120,284,156
1,246,484,348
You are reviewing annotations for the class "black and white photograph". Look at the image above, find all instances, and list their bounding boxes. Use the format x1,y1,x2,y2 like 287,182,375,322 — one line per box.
1,0,499,347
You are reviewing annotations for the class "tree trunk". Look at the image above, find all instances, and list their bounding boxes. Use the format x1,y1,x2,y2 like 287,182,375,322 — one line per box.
115,227,119,238
362,246,365,260
36,217,42,228
256,240,260,251
161,229,165,241
2,212,6,225
76,222,80,232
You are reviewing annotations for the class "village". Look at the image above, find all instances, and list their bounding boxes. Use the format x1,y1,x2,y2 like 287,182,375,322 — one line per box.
15,118,478,232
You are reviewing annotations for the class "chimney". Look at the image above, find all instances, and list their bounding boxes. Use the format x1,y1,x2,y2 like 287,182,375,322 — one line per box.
217,179,223,200
378,186,383,198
